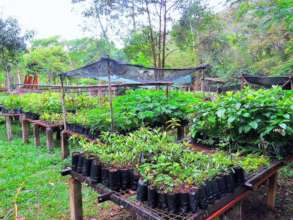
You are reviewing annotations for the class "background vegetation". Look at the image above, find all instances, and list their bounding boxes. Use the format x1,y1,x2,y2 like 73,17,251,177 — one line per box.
0,0,292,87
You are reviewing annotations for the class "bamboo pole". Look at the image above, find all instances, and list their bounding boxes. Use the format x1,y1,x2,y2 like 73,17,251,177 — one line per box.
60,76,67,130
107,57,114,132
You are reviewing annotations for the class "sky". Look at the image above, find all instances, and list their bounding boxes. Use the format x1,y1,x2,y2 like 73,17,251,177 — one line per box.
0,0,226,41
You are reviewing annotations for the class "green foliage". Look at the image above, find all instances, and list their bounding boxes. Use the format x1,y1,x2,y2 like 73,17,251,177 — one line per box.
191,87,293,158
68,89,204,133
21,46,70,83
0,92,99,118
79,128,270,192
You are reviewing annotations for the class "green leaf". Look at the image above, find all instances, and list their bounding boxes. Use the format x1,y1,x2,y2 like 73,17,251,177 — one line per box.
279,123,287,129
216,109,225,118
249,121,258,129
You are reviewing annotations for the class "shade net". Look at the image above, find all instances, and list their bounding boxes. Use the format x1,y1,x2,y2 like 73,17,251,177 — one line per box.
60,57,210,84
243,74,292,88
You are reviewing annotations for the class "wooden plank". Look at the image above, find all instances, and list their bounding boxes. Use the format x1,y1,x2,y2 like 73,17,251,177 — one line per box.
267,172,278,209
33,124,41,147
69,177,83,220
5,116,13,141
61,130,69,159
46,128,54,152
21,117,30,144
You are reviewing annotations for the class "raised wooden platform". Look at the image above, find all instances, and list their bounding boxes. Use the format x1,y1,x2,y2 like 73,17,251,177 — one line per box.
62,154,290,220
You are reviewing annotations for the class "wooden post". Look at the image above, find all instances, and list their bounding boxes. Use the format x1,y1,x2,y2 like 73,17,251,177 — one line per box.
21,117,29,144
46,128,54,152
61,130,69,159
69,177,83,220
5,116,13,141
33,124,41,147
60,76,67,130
107,57,115,132
267,172,278,209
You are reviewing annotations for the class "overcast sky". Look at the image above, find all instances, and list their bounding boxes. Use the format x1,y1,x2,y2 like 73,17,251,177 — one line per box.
0,0,226,40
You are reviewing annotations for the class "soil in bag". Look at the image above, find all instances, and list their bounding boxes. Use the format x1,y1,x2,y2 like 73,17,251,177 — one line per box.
167,192,179,214
82,155,95,177
158,191,168,210
131,171,140,191
136,179,148,202
189,189,199,213
147,186,158,208
224,172,235,193
71,152,80,172
109,169,121,191
120,168,131,190
233,167,245,185
77,153,85,173
101,167,110,187
211,179,221,200
215,176,226,196
179,192,189,213
205,181,215,204
90,159,102,183
198,186,208,210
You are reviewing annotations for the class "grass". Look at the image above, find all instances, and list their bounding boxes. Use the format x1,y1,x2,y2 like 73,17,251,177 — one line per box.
0,121,109,220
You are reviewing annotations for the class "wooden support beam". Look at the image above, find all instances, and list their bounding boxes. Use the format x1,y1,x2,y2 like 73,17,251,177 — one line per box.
21,117,29,144
69,177,83,220
61,130,69,159
33,124,41,147
5,116,13,141
46,128,54,152
267,172,278,209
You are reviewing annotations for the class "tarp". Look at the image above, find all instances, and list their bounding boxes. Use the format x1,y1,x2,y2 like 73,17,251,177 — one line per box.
60,57,210,83
242,74,292,88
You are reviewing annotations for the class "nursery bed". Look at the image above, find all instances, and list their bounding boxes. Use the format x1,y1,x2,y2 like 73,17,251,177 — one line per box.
20,116,63,151
62,153,292,220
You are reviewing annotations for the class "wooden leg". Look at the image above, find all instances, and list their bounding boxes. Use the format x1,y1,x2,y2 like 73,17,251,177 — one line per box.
69,177,83,220
5,116,13,141
21,118,29,143
267,172,278,209
46,128,54,152
33,124,41,147
61,130,69,159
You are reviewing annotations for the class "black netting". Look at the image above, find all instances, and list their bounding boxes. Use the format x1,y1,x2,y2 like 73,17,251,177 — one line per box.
243,74,292,88
60,57,210,83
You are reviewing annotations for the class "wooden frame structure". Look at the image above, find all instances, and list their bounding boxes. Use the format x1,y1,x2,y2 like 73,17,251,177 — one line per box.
61,152,292,220
20,115,63,151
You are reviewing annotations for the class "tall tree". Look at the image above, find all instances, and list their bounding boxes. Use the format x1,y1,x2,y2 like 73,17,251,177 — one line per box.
0,17,30,90
73,0,184,77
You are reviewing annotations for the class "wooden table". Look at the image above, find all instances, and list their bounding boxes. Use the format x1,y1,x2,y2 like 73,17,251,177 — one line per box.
62,155,292,220
21,116,63,152
33,120,63,152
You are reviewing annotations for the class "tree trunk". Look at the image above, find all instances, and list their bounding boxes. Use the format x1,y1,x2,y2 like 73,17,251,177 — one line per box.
145,0,158,70
131,0,137,31
161,0,167,71
5,71,12,92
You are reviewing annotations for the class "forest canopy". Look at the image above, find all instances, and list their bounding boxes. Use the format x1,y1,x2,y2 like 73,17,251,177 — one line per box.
0,0,292,87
